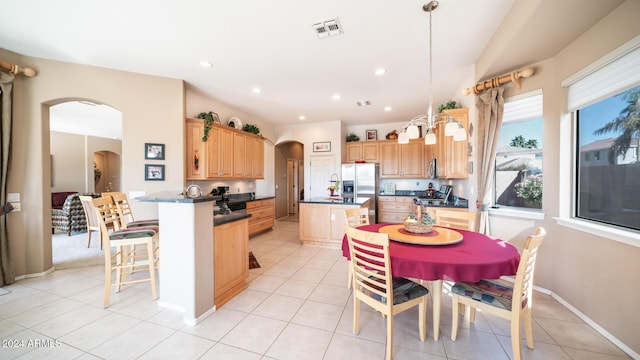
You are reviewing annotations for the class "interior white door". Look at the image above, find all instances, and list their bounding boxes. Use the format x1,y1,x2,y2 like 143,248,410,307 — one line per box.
309,155,335,199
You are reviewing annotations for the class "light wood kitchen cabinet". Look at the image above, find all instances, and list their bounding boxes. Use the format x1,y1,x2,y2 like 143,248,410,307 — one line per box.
435,108,469,179
185,119,264,180
207,125,234,178
234,131,265,179
246,198,274,235
299,201,369,248
379,139,424,178
186,119,208,180
378,196,414,223
251,136,265,179
214,218,249,307
345,142,379,163
233,132,247,178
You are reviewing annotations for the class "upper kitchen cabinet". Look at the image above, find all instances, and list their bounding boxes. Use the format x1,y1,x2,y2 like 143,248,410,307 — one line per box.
345,142,379,163
186,118,208,180
208,125,234,179
435,108,469,179
379,139,424,178
185,119,263,180
233,131,265,179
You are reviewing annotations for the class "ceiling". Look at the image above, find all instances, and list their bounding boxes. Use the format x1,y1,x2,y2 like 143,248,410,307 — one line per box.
0,0,624,136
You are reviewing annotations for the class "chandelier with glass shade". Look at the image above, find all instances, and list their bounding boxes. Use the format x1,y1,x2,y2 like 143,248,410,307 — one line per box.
398,1,467,145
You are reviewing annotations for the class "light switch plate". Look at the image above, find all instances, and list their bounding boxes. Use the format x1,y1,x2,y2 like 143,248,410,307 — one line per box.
7,193,19,202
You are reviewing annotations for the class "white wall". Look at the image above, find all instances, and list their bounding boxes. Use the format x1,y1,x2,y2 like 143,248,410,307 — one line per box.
50,132,84,192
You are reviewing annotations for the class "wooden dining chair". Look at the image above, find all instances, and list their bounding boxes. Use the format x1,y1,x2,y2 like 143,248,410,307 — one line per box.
92,195,160,308
79,195,104,249
451,227,546,360
344,225,428,360
434,209,476,231
344,207,370,289
111,192,159,229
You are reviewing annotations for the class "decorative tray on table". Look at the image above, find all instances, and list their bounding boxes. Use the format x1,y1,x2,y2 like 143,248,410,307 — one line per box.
379,225,463,245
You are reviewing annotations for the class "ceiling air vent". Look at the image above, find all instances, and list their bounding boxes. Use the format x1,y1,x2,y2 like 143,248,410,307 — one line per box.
312,18,343,39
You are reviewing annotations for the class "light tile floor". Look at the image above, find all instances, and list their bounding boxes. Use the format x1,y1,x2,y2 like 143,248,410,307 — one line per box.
0,219,632,359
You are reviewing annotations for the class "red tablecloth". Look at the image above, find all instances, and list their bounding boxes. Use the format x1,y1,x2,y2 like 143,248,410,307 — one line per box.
342,224,520,282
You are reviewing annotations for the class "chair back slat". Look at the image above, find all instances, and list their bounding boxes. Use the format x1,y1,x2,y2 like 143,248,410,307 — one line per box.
92,196,122,245
344,207,371,227
513,227,545,310
111,192,135,226
345,225,393,307
79,195,100,229
435,209,476,231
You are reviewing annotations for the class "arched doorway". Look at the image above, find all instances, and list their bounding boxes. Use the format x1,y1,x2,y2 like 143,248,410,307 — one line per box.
49,100,122,269
274,141,303,220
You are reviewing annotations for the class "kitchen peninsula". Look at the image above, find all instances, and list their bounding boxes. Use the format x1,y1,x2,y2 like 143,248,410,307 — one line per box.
137,192,251,325
299,197,370,248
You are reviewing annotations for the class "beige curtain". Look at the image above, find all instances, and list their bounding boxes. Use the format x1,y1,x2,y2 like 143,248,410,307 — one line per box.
0,70,15,287
476,88,504,234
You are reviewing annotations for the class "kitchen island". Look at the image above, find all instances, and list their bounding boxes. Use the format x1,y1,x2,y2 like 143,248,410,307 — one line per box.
298,197,370,248
136,192,251,325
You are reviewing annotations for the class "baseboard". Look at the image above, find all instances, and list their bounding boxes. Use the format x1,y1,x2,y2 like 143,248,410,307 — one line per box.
550,291,639,360
14,266,55,280
498,276,637,359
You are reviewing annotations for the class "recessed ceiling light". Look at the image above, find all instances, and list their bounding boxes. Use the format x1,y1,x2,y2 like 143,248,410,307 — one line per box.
252,87,261,94
299,115,306,120
375,68,386,76
384,106,392,111
332,94,341,100
199,61,213,68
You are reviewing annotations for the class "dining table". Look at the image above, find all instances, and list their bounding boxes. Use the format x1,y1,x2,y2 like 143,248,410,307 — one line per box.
342,223,520,341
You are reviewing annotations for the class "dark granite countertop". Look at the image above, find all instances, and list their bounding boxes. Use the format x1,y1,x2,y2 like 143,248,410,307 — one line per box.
299,197,371,205
135,191,218,204
249,195,275,201
213,210,252,226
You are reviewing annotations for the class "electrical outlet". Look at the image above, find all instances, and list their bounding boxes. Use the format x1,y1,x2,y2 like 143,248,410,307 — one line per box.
10,202,20,212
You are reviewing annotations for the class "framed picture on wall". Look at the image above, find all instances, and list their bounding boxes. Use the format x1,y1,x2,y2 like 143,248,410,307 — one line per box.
313,142,331,152
145,143,165,160
366,130,377,141
145,164,165,181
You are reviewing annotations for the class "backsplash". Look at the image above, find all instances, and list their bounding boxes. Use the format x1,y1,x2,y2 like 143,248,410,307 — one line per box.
380,179,438,192
186,179,256,195
379,178,471,201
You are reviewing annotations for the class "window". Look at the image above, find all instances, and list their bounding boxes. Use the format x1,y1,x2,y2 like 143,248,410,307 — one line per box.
576,85,640,231
494,91,543,209
563,37,640,232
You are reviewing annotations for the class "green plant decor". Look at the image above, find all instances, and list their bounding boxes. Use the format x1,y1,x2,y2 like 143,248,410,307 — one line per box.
243,123,260,135
346,133,360,142
196,111,216,141
515,174,542,204
438,101,458,113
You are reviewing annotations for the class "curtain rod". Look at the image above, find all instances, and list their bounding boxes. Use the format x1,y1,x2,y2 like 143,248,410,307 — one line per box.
0,60,37,77
462,66,534,96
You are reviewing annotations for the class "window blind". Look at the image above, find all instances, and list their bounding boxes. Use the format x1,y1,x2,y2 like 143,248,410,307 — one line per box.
563,35,640,112
503,90,543,123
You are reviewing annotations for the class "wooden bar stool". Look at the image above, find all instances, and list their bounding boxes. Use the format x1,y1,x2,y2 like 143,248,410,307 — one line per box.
92,196,159,307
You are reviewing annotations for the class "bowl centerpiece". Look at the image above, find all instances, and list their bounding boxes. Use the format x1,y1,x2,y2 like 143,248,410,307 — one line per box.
404,212,436,234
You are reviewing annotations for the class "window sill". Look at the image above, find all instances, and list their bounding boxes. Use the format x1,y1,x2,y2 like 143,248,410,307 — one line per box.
488,207,545,220
555,217,640,248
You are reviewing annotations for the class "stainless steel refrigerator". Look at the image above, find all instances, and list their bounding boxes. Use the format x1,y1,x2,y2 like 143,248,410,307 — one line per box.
341,163,379,223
